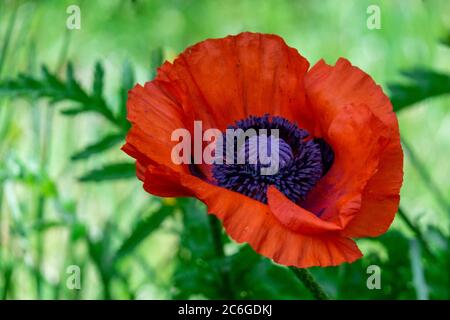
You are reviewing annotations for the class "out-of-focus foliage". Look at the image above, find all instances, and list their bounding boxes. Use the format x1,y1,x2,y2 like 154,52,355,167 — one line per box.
0,62,132,181
0,0,449,300
174,200,310,299
389,69,450,111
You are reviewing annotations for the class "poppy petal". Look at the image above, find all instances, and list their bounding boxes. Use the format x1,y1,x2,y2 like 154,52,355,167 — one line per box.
121,142,152,181
267,186,342,234
180,174,362,268
143,165,193,198
299,102,390,228
158,32,310,130
124,82,189,174
304,58,403,237
342,135,403,237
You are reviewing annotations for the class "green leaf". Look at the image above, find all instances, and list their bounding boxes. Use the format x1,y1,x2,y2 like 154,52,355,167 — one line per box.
60,106,87,116
78,162,135,182
93,61,104,99
333,232,416,299
41,66,65,96
86,221,116,275
0,63,88,103
0,62,121,126
113,205,173,263
90,61,115,120
70,223,87,242
419,226,450,299
65,62,90,102
388,69,450,112
228,245,307,299
173,199,224,299
118,60,134,125
32,220,64,232
172,199,309,299
122,62,134,93
71,133,124,160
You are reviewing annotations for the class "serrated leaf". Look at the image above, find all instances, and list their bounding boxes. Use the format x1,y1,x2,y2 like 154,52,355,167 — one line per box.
79,162,135,182
0,63,88,104
0,61,120,127
65,62,89,102
113,205,173,263
41,66,65,92
89,62,115,121
388,69,450,111
71,133,124,160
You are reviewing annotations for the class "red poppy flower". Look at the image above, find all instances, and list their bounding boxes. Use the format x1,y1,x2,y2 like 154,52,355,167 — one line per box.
122,32,403,268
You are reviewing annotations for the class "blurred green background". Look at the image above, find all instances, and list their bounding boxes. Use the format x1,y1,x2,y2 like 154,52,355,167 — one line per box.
0,0,449,300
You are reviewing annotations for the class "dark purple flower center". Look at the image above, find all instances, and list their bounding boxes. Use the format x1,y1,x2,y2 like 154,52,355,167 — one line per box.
211,115,334,204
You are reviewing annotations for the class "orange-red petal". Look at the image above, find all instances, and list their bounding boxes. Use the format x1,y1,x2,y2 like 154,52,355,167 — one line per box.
179,174,362,268
157,32,310,131
267,186,342,235
303,58,403,237
123,82,190,175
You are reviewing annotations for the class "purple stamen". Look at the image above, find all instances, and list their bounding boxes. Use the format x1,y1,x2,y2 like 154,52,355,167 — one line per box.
209,115,334,204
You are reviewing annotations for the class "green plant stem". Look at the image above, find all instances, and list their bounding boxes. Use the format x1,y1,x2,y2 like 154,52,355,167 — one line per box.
208,214,234,299
101,274,112,300
0,184,11,300
35,195,45,298
35,104,55,299
290,267,330,300
1,264,13,300
209,215,225,258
